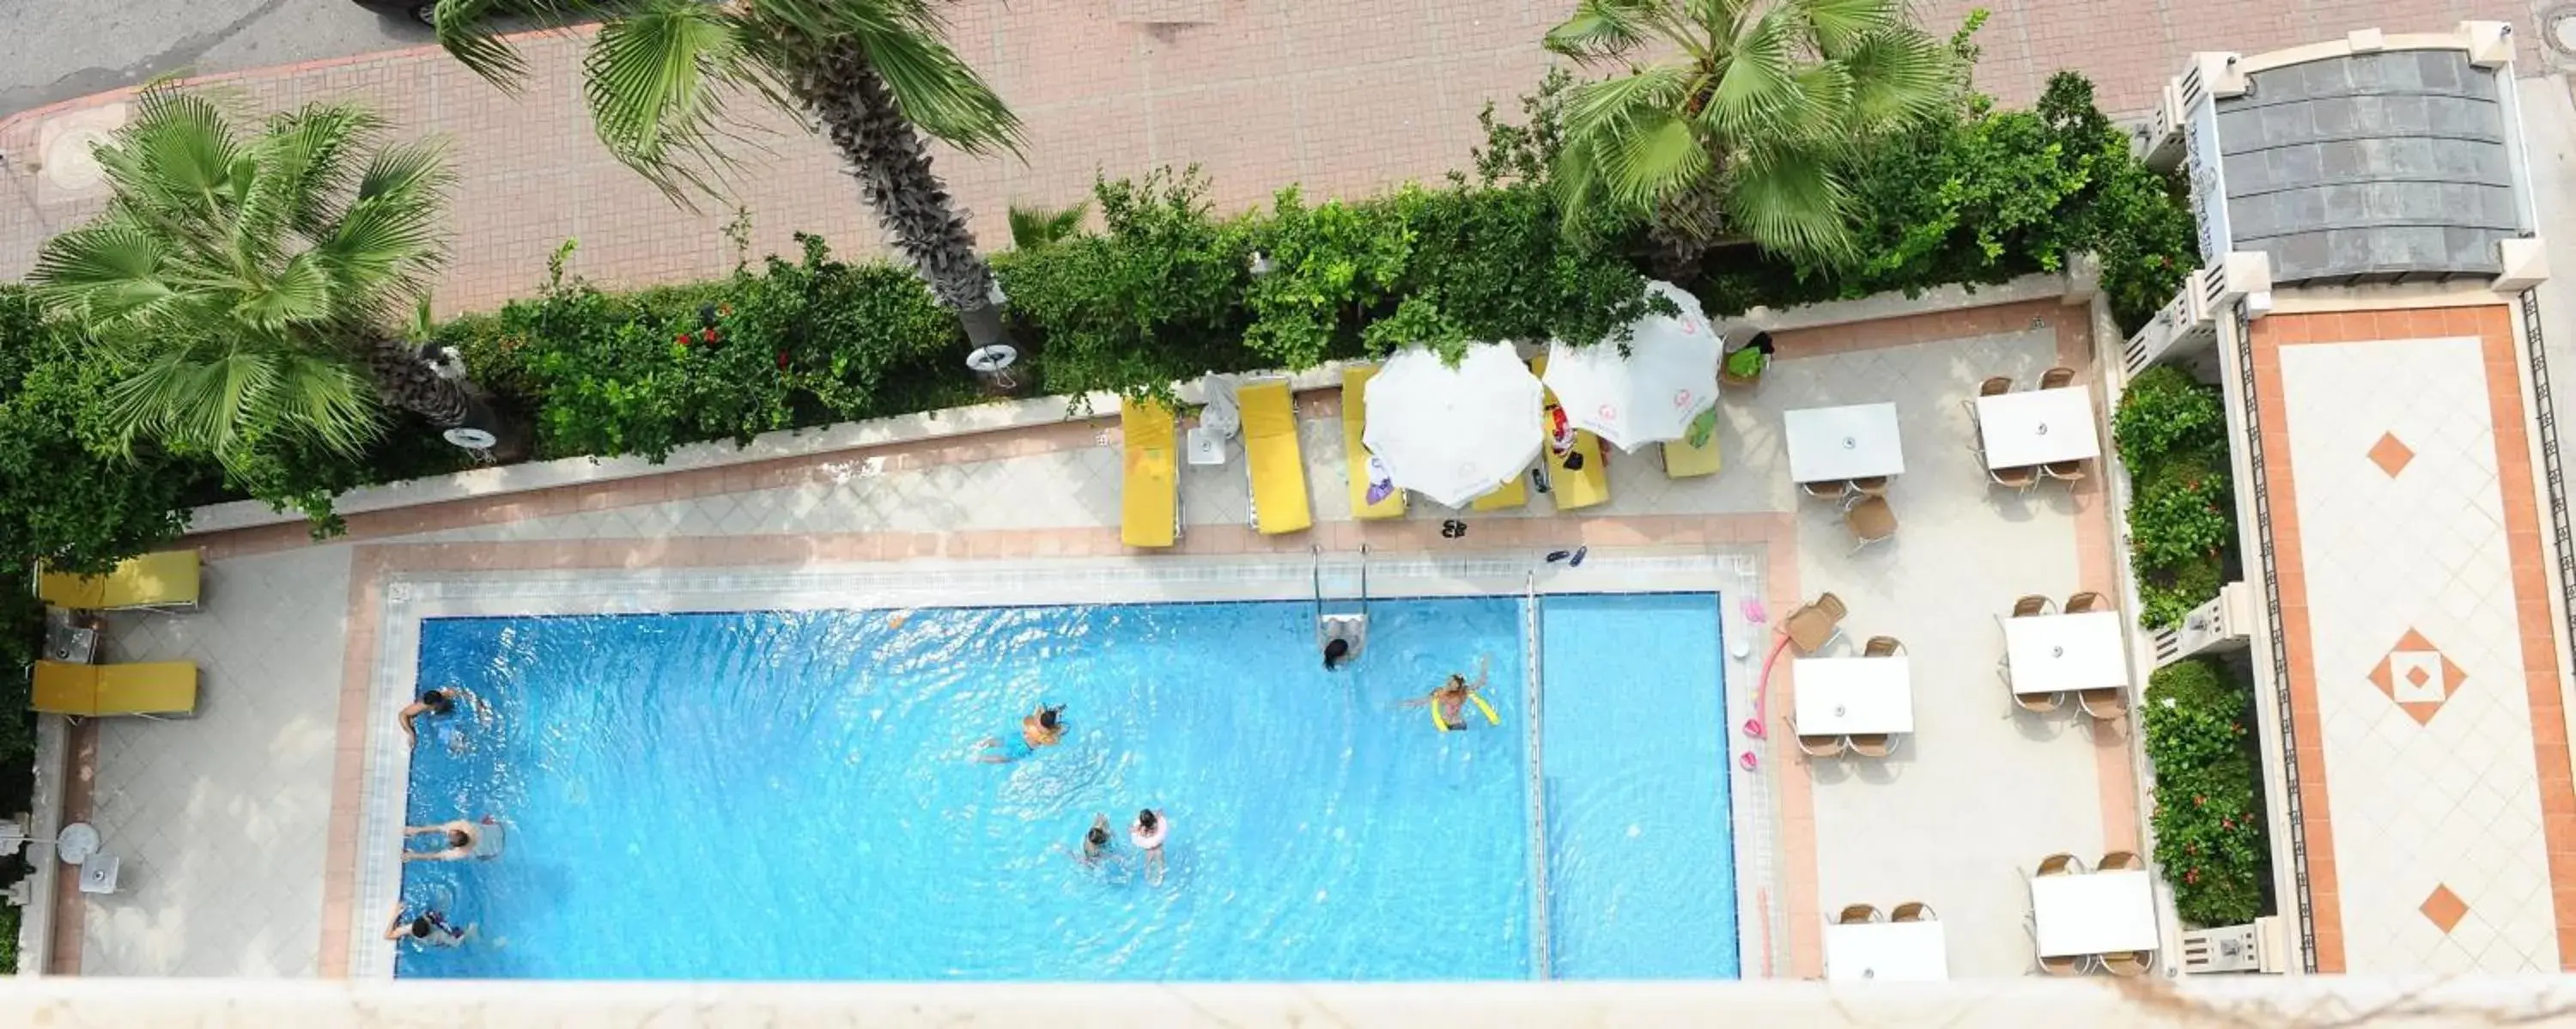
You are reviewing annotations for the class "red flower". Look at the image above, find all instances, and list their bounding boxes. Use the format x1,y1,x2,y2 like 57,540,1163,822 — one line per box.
775,350,790,370
2194,795,2207,807
2185,868,2201,884
718,303,733,316
699,327,720,344
675,332,692,345
2221,817,2235,830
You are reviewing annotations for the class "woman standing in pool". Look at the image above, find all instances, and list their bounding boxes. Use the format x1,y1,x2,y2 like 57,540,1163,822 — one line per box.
976,703,1065,764
1403,655,1490,728
1131,808,1169,885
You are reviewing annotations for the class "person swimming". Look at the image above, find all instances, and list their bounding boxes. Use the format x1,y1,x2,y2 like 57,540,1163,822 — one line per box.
383,901,471,947
399,686,489,750
1323,636,1352,671
1402,655,1491,728
1077,813,1114,867
977,703,1066,764
402,818,505,862
1131,807,1170,885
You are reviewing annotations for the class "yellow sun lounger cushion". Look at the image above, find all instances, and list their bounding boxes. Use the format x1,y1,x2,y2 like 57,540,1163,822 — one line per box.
1341,366,1406,520
33,661,198,717
1240,378,1313,535
1471,473,1528,510
39,550,202,612
1663,431,1722,478
1531,357,1610,511
1120,399,1181,549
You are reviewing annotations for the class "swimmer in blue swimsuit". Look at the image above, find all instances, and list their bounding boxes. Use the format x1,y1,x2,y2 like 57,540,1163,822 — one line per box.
976,703,1065,764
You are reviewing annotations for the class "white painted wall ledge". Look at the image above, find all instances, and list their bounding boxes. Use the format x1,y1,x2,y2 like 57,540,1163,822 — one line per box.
183,272,2071,536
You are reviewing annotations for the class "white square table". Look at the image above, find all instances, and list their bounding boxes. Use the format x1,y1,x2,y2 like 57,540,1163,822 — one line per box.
1793,657,1915,734
1977,388,2101,469
1825,920,1950,982
2030,870,2159,957
2002,611,2129,695
1783,403,1905,484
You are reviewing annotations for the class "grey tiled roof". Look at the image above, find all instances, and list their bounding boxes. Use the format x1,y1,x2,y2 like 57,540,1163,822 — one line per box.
2214,50,2522,285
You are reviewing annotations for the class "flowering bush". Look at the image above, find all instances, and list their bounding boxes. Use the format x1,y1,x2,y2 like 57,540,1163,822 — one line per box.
2144,658,2272,926
2117,366,2236,626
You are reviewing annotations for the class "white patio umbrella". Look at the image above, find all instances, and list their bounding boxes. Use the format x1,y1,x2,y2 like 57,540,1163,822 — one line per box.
1364,342,1544,508
1540,280,1721,451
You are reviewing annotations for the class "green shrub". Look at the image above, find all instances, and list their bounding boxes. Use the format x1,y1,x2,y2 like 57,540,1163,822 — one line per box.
2139,554,2226,630
2143,658,2272,927
2114,365,2228,471
2128,472,2233,569
998,168,1260,397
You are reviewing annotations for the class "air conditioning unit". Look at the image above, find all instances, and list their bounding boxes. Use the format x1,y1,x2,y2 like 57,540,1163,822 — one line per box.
2123,283,2220,374
2179,916,2292,974
2496,236,2549,294
2463,20,2513,69
2179,52,2246,108
2202,251,2274,312
2140,82,2188,172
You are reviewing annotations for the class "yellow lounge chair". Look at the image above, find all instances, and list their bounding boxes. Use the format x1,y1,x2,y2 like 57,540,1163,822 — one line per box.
1120,399,1181,549
1341,366,1406,520
1240,378,1313,535
1469,476,1528,510
1664,415,1723,478
33,661,198,717
39,551,202,612
1531,357,1610,510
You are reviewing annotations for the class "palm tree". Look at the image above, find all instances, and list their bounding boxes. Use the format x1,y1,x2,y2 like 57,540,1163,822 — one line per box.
1543,0,1960,266
29,88,489,472
428,0,1023,353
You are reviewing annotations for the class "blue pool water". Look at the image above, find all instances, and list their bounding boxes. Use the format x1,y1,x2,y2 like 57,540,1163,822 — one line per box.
398,594,1735,980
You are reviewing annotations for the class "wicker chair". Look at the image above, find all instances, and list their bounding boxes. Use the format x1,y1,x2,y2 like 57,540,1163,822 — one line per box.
2036,853,2086,877
1847,475,1890,496
1787,716,1847,758
1837,904,1883,925
2013,686,2064,715
1862,636,1905,658
2012,594,2057,618
2079,687,2129,722
2039,367,2077,389
1990,464,2040,491
2042,460,2087,483
1783,594,1848,655
2102,951,2154,977
1892,901,1936,922
2098,850,2144,872
1848,734,1896,758
1979,376,2014,397
1801,479,1854,501
2064,591,2109,613
1845,496,1898,553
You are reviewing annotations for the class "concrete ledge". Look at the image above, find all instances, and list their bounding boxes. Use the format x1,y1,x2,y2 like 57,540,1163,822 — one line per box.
1737,272,2069,333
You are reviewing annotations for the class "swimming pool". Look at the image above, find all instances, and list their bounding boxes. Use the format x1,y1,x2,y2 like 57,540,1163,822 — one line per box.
397,594,1736,980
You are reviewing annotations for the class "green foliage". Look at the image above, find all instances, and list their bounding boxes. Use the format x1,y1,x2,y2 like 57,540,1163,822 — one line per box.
447,237,966,462
1242,189,1416,368
2116,365,2235,627
1006,201,1089,250
2144,658,2271,927
996,168,1258,397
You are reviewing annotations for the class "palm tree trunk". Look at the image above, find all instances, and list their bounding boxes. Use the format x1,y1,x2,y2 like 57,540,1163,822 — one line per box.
791,47,1013,352
365,338,526,460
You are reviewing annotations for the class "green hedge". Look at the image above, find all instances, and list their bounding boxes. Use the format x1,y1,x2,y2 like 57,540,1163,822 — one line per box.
2142,657,2272,926
2116,365,2235,627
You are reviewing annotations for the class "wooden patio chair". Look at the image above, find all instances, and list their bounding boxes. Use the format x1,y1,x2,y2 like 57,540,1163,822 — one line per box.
2013,686,2064,715
2028,918,2090,977
1892,901,1936,922
2102,951,2154,977
1847,734,1896,758
1787,716,1848,758
2042,460,2087,483
2036,853,2086,877
2039,367,2076,390
1848,475,1890,497
2098,850,2143,872
1862,636,1904,657
1801,479,1854,502
1979,376,2014,397
2079,687,2129,722
1783,593,1848,655
2064,591,2109,613
1845,496,1898,553
1837,904,1883,925
2012,594,2056,618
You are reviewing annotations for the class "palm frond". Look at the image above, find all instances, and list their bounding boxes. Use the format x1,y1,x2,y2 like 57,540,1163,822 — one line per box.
430,0,616,90
849,15,1024,155
1705,9,1805,136
1007,200,1088,249
28,222,180,324
1794,0,1899,57
1840,28,1959,132
252,103,384,239
1545,0,1662,61
1724,145,1857,263
1600,111,1713,213
579,0,750,198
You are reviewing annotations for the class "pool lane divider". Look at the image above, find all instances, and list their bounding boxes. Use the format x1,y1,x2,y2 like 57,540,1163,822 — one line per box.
1522,576,1552,980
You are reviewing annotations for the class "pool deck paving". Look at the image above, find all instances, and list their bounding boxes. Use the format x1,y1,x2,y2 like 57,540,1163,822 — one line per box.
0,0,2544,317
50,292,2154,981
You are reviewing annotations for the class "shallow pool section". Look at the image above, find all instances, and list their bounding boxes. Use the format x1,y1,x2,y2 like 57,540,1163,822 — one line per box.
398,594,1734,980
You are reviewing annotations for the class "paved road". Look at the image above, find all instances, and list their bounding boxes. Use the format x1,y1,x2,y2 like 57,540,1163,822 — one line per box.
0,0,434,117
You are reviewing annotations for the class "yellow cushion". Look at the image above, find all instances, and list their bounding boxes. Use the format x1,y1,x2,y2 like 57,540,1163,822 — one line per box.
33,661,198,716
1341,367,1406,520
1470,474,1528,510
1664,431,1722,478
1530,356,1609,511
39,551,200,610
1240,380,1313,535
1120,399,1179,549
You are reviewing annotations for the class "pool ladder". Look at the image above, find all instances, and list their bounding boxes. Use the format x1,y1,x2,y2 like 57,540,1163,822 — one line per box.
1523,573,1552,980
